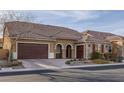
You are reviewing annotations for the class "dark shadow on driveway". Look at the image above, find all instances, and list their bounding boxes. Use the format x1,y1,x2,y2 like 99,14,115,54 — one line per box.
0,69,57,76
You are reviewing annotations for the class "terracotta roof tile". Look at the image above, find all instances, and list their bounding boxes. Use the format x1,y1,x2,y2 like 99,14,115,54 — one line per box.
82,30,123,42
5,21,82,41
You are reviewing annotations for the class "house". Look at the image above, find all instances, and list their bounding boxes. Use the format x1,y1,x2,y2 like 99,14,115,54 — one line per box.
78,30,124,59
0,38,3,49
2,21,124,59
3,21,82,59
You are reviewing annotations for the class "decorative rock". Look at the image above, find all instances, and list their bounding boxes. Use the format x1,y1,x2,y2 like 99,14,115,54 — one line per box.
1,67,13,70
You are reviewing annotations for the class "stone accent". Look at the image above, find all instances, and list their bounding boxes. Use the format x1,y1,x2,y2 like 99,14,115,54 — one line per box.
62,49,66,59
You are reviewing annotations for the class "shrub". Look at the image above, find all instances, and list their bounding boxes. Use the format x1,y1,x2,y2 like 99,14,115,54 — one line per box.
111,57,123,62
93,59,109,64
104,53,112,60
10,52,13,61
65,59,74,65
91,52,101,59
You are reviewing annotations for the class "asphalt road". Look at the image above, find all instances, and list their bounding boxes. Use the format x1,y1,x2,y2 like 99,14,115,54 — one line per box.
0,64,124,81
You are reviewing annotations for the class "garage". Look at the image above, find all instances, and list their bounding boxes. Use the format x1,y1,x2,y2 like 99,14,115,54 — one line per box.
18,43,48,59
76,45,84,58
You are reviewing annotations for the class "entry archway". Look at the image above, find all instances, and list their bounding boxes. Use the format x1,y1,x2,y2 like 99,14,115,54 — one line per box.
56,44,62,58
66,45,72,58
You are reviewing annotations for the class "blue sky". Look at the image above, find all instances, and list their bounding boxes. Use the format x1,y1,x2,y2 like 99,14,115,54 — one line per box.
1,10,124,37
27,10,124,36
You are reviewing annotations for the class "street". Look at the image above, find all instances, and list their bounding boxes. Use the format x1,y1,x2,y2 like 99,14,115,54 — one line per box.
0,67,124,82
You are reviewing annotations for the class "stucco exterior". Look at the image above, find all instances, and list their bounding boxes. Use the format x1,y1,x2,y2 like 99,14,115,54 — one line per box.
3,21,124,60
3,36,76,59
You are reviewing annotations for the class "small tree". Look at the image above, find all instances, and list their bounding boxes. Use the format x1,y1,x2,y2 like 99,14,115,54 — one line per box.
8,30,32,62
0,10,35,63
91,51,101,60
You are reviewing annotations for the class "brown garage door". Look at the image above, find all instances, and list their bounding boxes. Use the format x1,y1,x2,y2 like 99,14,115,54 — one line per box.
76,45,84,58
18,43,48,59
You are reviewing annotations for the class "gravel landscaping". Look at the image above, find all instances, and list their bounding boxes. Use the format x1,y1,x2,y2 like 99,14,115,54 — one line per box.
0,60,24,70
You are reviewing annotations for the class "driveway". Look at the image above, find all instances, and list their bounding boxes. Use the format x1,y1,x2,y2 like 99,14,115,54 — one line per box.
21,59,69,69
21,59,124,70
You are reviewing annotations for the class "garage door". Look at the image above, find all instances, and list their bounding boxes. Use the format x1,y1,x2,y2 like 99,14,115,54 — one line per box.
18,43,48,59
76,45,84,58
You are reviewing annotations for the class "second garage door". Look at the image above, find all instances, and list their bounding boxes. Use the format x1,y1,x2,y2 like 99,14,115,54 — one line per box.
18,43,48,59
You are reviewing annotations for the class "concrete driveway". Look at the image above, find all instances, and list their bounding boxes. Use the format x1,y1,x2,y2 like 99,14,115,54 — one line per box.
21,59,69,69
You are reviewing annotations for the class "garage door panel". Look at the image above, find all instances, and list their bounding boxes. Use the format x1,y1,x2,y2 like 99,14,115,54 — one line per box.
18,43,48,59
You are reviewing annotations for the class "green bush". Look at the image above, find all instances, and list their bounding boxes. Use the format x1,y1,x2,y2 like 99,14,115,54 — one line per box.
65,59,74,64
104,53,111,60
93,59,109,64
91,52,101,59
111,57,123,62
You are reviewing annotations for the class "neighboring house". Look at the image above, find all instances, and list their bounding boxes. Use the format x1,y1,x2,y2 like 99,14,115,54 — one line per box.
0,38,3,49
106,35,124,57
3,21,82,59
78,30,124,59
2,21,124,59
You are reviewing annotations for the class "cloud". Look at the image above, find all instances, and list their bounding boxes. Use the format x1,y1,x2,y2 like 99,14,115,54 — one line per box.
43,10,100,21
84,21,124,36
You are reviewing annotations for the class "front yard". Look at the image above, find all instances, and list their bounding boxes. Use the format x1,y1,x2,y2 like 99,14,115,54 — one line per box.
65,52,124,66
0,60,24,70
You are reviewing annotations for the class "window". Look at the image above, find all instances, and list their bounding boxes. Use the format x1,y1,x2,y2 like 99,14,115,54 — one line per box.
88,44,90,47
108,45,112,53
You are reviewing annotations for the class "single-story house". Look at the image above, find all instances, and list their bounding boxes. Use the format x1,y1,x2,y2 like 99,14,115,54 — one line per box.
3,21,82,59
2,21,124,59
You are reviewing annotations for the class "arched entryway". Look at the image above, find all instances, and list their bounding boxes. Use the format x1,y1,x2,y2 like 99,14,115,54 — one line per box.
92,44,96,52
66,45,72,58
56,44,62,58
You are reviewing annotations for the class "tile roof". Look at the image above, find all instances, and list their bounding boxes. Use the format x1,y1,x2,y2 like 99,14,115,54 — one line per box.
5,21,82,41
82,30,123,43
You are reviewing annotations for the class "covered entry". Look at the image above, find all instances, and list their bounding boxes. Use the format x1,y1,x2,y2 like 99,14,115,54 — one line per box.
56,44,62,58
18,43,48,59
76,45,84,58
66,45,72,58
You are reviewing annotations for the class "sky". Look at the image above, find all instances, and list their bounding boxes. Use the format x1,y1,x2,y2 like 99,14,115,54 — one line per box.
30,10,124,36
1,10,124,37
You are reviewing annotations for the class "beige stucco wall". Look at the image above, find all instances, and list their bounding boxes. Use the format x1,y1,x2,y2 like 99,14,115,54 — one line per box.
54,39,76,59
82,42,112,59
9,39,76,59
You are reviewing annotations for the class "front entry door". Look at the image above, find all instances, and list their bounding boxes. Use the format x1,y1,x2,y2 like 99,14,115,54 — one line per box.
76,45,84,58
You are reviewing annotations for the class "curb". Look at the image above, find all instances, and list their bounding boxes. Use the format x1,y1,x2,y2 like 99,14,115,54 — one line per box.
62,63,124,68
0,68,57,76
62,63,124,70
